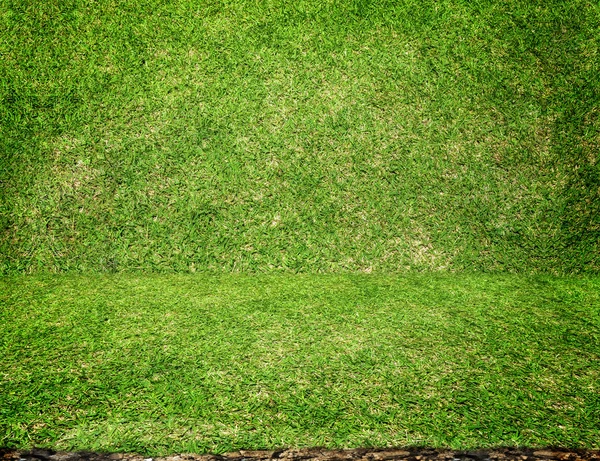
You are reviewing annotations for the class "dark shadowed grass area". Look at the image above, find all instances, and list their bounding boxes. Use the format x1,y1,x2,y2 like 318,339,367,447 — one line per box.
2,0,599,275
1,274,599,454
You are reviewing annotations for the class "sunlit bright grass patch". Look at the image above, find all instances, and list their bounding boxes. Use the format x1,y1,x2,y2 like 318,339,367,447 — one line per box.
1,273,599,454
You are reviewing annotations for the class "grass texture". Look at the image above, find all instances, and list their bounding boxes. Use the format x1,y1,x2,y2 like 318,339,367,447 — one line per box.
2,0,599,275
1,273,599,454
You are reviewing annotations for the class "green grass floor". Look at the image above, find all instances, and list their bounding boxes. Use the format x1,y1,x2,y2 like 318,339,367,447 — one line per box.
2,273,599,454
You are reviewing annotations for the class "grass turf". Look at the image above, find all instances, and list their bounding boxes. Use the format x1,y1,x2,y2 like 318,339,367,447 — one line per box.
2,0,599,275
1,273,599,454
2,0,600,455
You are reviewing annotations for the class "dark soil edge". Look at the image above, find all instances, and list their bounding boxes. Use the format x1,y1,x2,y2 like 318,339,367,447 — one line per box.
2,448,600,461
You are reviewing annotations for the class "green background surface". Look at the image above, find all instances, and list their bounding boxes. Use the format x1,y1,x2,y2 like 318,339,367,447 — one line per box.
2,0,599,275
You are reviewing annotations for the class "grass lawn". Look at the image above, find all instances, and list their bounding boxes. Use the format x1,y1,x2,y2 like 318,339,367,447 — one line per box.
2,0,599,275
1,274,599,454
2,0,600,456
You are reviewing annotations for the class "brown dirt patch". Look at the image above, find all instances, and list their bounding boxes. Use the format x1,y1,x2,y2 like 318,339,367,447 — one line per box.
2,448,599,461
